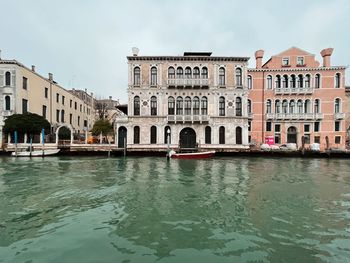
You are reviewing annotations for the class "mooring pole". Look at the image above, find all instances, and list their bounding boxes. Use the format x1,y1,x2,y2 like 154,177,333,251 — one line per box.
123,137,126,157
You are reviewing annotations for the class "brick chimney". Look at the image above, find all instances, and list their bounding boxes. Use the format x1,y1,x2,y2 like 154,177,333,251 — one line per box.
320,48,333,67
48,73,53,81
255,50,264,69
31,65,35,72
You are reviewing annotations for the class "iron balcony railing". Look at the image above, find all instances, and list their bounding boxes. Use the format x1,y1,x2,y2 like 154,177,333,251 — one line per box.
266,113,324,120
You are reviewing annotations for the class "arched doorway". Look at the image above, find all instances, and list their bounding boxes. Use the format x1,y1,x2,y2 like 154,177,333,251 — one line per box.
118,126,127,148
179,128,196,149
287,126,297,144
55,125,73,145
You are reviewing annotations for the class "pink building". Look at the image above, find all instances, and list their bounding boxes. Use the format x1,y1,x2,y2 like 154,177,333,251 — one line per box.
248,47,347,150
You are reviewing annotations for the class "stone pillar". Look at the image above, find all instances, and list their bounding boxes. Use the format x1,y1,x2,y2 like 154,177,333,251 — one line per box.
70,131,74,145
8,133,11,144
24,133,27,144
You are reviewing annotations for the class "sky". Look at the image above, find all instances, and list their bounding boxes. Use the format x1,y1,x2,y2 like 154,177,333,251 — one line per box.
1,0,350,102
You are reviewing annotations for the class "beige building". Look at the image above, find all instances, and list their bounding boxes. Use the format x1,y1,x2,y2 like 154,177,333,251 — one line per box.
0,59,95,148
115,51,250,150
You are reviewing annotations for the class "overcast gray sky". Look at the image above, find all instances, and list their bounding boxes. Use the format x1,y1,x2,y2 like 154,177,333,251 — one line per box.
1,0,349,102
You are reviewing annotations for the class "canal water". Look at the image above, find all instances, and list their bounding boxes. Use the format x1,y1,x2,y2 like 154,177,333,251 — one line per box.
0,157,349,263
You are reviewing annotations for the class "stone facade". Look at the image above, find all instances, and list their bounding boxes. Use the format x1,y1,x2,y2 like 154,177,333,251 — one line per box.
248,47,347,150
0,59,95,147
115,52,250,151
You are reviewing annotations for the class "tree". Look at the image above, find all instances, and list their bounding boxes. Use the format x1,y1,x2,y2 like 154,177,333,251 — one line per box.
3,113,51,136
91,119,113,136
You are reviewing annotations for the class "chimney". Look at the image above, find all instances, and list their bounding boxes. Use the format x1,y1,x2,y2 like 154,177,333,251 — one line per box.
255,50,264,69
320,48,333,67
48,73,53,81
31,65,35,72
109,96,112,100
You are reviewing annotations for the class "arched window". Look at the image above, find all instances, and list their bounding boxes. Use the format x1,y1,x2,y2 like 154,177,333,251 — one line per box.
219,96,225,116
305,74,311,88
297,74,303,88
282,100,288,114
133,67,140,85
193,96,200,115
267,75,272,89
266,99,272,113
304,99,311,113
275,75,281,89
201,96,208,115
164,126,171,144
176,97,183,115
150,126,157,144
150,96,157,116
247,99,252,114
314,99,320,113
134,96,140,116
335,73,341,88
5,72,11,86
177,67,183,79
219,126,225,144
289,100,295,114
315,74,321,89
219,67,225,86
282,75,288,88
193,67,200,79
290,75,296,88
134,126,140,144
247,75,252,89
275,100,281,114
235,68,242,86
236,127,242,145
297,100,303,113
335,98,341,113
185,67,192,79
150,67,157,85
235,97,242,116
201,67,208,79
168,96,175,115
168,67,175,79
205,126,211,144
185,96,191,115
5,96,11,111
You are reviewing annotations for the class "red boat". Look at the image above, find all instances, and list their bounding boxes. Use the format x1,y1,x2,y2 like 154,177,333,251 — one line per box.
168,150,215,159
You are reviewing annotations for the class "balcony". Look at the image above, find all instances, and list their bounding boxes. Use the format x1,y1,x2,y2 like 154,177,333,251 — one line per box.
266,113,324,120
275,87,313,95
2,110,13,117
334,112,345,120
167,115,209,124
167,78,209,88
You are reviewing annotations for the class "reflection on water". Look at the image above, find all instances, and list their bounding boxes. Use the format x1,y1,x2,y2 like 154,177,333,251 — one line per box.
0,157,350,263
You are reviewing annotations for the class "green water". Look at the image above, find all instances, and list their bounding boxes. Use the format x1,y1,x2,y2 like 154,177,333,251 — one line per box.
0,157,350,263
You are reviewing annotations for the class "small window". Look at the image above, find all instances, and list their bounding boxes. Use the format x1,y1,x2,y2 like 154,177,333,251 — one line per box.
168,97,175,115
304,124,310,133
134,67,141,86
151,96,157,116
78,116,80,126
247,75,252,89
22,99,28,114
23,77,28,90
266,122,272,132
275,124,281,133
75,102,77,110
314,122,320,132
335,121,340,132
235,68,242,87
151,67,157,86
248,121,251,132
69,114,72,124
45,87,48,98
219,97,225,116
201,97,208,115
70,100,72,108
297,57,304,65
5,96,11,111
56,109,60,122
335,73,341,88
168,67,175,79
80,104,82,112
193,97,200,115
235,97,242,116
176,97,183,115
267,75,272,89
150,126,157,144
193,67,200,79
61,110,65,123
62,96,65,105
304,134,310,144
275,134,281,144
201,67,208,79
5,72,11,86
335,136,341,144
314,136,320,144
184,97,191,115
134,96,140,116
56,93,59,103
282,58,289,66
219,67,225,86
315,74,321,89
42,105,47,118
134,126,140,144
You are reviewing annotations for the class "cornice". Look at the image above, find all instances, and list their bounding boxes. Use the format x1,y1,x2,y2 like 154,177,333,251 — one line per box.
127,56,250,62
248,66,347,72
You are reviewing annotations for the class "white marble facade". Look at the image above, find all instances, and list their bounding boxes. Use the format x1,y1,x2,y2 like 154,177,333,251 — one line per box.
115,52,251,150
